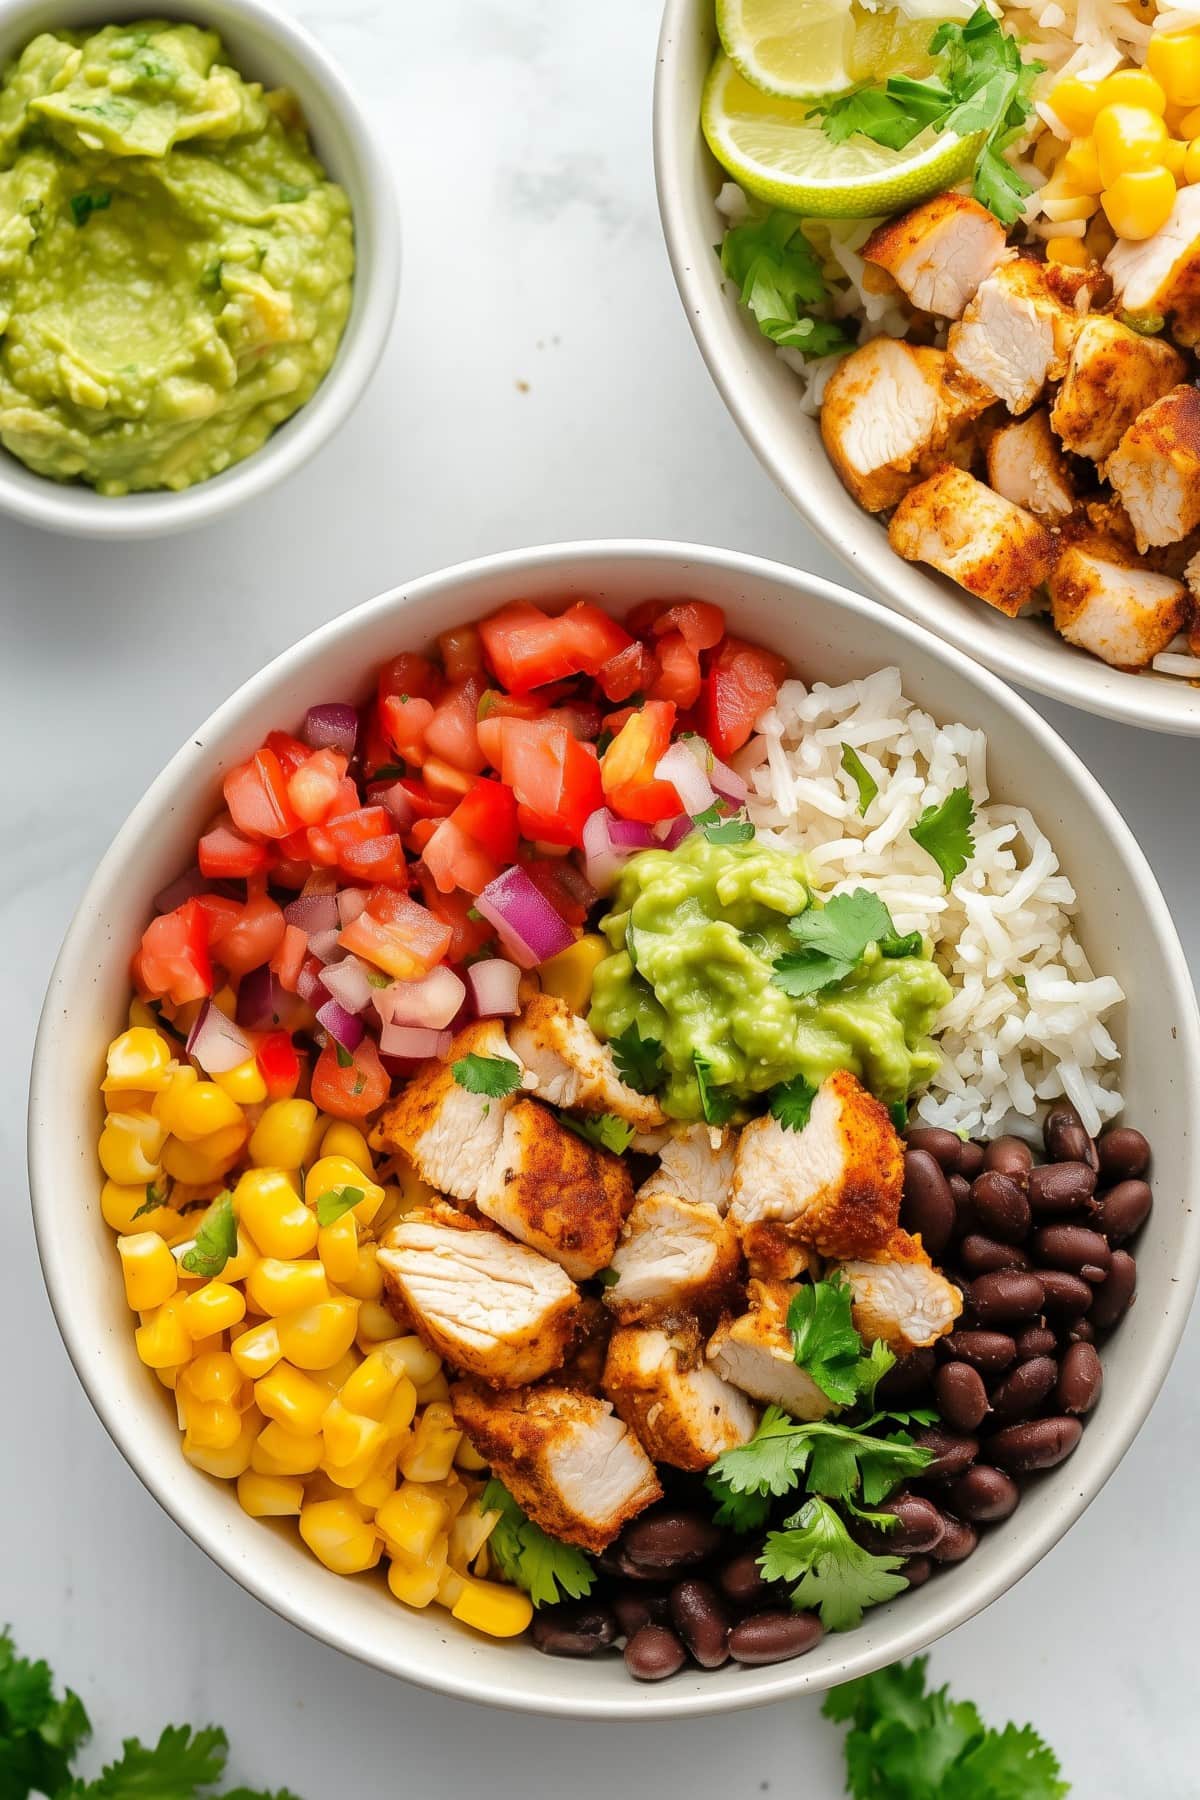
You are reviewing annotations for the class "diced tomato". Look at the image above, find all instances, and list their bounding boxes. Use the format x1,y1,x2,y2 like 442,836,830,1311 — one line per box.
305,824,338,868
257,1029,301,1101
438,623,485,679
213,888,286,980
601,700,681,824
651,600,725,652
396,776,456,821
424,675,486,774
649,631,702,709
135,898,213,1006
271,923,309,993
338,888,454,980
193,894,242,948
699,636,788,757
522,854,594,929
492,718,603,848
416,880,494,961
553,701,604,742
479,601,632,692
264,730,313,781
409,818,439,853
310,1035,390,1120
377,652,441,705
224,749,300,842
358,703,395,782
198,817,272,880
421,757,475,803
326,777,365,820
286,748,350,825
476,714,505,769
324,806,390,853
477,689,549,723
452,777,519,863
597,640,658,704
381,693,435,762
339,832,408,886
623,599,668,636
421,817,501,896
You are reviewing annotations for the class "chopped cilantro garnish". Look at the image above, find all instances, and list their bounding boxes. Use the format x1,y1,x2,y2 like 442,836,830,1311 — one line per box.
595,1266,621,1289
132,1179,168,1220
180,1191,237,1279
768,1073,817,1132
890,1099,911,1133
759,1496,909,1632
703,812,755,845
693,1051,737,1125
365,969,392,989
787,1274,896,1407
560,1112,635,1155
707,1403,931,1512
910,785,976,887
719,211,856,358
315,1185,364,1227
452,1053,523,1098
69,188,111,225
334,1042,353,1069
610,1021,665,1095
371,763,407,780
481,1479,595,1607
773,888,914,998
840,743,879,817
277,181,309,202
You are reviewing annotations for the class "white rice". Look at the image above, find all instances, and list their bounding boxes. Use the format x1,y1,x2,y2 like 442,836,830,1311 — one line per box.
740,666,1125,1138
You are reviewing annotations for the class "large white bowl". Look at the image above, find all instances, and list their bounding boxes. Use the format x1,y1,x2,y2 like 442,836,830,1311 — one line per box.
653,0,1200,736
0,0,399,538
29,541,1200,1717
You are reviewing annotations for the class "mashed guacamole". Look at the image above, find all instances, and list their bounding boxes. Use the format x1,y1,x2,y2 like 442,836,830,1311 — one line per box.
0,21,353,493
589,834,951,1120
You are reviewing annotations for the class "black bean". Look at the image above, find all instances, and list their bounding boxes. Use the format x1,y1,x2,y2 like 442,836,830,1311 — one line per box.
960,1234,1034,1275
970,1171,1032,1243
902,1554,933,1589
989,1416,1083,1472
949,1173,972,1204
1057,1340,1103,1414
1033,1224,1112,1283
860,1495,947,1555
1029,1161,1097,1215
624,1624,687,1680
1037,1269,1094,1321
1069,1318,1097,1345
958,1140,985,1181
717,1551,773,1608
944,1329,1016,1374
969,1270,1045,1325
532,1602,619,1657
1097,1180,1152,1245
948,1464,1020,1523
901,1148,957,1258
913,1425,979,1480
612,1590,669,1638
1097,1126,1151,1183
1013,1325,1058,1361
935,1362,989,1433
875,1346,935,1408
1044,1102,1099,1170
928,1516,978,1563
983,1136,1033,1185
670,1580,731,1669
904,1126,963,1173
620,1510,721,1573
988,1354,1057,1421
728,1610,823,1666
1089,1249,1137,1330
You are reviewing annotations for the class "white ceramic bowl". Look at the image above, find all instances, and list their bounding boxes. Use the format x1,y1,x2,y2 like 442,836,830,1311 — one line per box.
0,0,399,538
653,0,1200,736
29,541,1200,1717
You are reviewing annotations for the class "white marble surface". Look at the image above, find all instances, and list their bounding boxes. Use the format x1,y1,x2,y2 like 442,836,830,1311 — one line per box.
6,0,1200,1792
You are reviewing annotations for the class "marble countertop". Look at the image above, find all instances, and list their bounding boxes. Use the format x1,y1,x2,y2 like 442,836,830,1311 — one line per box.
6,1,1198,1792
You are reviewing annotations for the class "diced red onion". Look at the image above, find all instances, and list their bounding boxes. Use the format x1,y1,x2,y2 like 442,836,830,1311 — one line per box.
608,818,657,850
380,1022,451,1060
300,870,339,897
154,866,210,915
583,809,657,893
367,782,416,831
308,928,344,964
467,957,522,1018
477,867,575,968
186,1000,253,1074
336,887,370,928
296,961,330,1008
303,703,359,758
658,815,694,851
678,733,747,807
236,966,283,1031
316,998,365,1051
655,742,716,817
376,965,466,1030
284,893,339,934
319,955,375,1016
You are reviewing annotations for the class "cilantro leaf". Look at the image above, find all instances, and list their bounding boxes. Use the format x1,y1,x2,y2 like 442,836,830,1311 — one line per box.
719,210,855,358
787,1276,870,1406
693,1051,737,1125
609,1022,665,1095
707,1404,930,1513
772,888,900,998
452,1053,523,1098
334,1043,353,1069
315,1185,364,1227
70,188,111,226
703,813,755,845
880,929,923,959
759,1497,909,1631
768,1074,817,1132
560,1112,635,1155
180,1191,236,1278
132,1180,168,1220
910,785,976,887
704,1474,772,1534
708,1405,815,1500
840,743,878,817
64,1723,229,1796
890,1099,911,1133
481,1479,595,1608
595,1266,620,1288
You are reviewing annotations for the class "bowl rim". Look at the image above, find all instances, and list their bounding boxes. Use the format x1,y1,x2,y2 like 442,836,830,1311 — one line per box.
0,0,400,539
651,0,1200,737
29,538,1200,1717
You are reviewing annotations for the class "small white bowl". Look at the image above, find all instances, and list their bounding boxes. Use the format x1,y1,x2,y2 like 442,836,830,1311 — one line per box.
29,540,1200,1717
0,0,399,538
653,0,1200,736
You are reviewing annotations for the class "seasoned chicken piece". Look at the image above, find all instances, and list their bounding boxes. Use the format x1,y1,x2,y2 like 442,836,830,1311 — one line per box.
555,1296,613,1394
1050,315,1185,464
605,1192,742,1325
947,258,1090,414
1106,185,1200,345
863,193,1012,319
475,1098,630,1281
888,465,1054,616
707,1280,837,1422
985,409,1075,520
451,1379,661,1551
1106,385,1200,551
378,1204,580,1387
837,1229,962,1353
1049,536,1191,670
602,1320,758,1472
739,1221,823,1286
729,1069,902,1260
637,1123,738,1214
820,339,981,514
509,993,665,1131
1084,493,1140,554
368,1019,521,1202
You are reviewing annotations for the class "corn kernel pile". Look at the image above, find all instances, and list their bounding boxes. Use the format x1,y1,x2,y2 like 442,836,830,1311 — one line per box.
98,1006,532,1640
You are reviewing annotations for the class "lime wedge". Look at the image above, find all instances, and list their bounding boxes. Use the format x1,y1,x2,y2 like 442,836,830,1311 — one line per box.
716,0,945,100
702,52,983,217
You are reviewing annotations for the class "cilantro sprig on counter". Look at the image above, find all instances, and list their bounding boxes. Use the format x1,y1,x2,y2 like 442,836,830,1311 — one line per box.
481,1479,596,1608
772,889,919,999
719,211,856,360
910,785,976,887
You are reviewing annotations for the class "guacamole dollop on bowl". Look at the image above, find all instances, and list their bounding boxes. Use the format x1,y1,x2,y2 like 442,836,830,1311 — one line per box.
0,20,354,494
589,834,951,1121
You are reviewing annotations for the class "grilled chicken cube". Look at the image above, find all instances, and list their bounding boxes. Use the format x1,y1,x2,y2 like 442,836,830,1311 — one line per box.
985,409,1076,520
508,992,665,1131
605,1192,742,1325
636,1123,738,1214
451,1379,661,1551
820,339,981,515
475,1098,631,1281
837,1228,962,1353
378,1204,580,1388
1049,536,1190,670
739,1221,824,1285
863,193,1012,320
729,1069,902,1260
947,258,1089,414
707,1280,837,1422
889,465,1054,616
602,1321,758,1472
555,1296,614,1394
1049,315,1185,464
1106,385,1200,551
1106,185,1200,346
368,1019,522,1202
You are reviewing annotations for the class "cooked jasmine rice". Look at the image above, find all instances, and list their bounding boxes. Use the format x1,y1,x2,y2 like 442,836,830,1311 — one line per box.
741,666,1124,1138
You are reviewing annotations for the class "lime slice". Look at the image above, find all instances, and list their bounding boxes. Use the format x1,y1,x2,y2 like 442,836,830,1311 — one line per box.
716,0,944,100
702,52,982,218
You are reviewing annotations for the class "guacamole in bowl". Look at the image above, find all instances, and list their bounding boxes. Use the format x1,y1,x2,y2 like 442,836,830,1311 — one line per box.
0,18,354,494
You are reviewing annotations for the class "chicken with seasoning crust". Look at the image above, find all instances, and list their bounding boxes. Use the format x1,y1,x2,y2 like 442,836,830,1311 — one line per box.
1049,536,1191,670
707,1280,837,1422
1049,315,1185,465
820,338,984,515
946,257,1091,416
985,410,1075,521
1105,185,1200,347
636,1123,737,1213
862,192,1012,320
508,991,665,1131
604,1191,742,1325
835,1229,962,1354
1106,385,1200,552
888,465,1054,616
475,1097,631,1280
369,1018,523,1202
602,1320,758,1472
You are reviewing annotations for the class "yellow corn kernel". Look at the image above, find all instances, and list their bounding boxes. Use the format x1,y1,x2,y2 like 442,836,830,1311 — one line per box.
181,1396,242,1451
368,1188,404,1237
276,1299,360,1371
304,1155,385,1227
1097,68,1168,115
245,1258,329,1317
213,1057,268,1105
117,1232,178,1311
231,1319,282,1379
1103,165,1178,238
387,1156,437,1218
354,1449,400,1511
380,1375,418,1441
312,1349,363,1397
99,1112,166,1185
235,1167,317,1261
237,1469,305,1518
355,1301,402,1350
323,1399,387,1471
155,1362,184,1391
222,1226,259,1285
1148,30,1200,108
180,1349,242,1404
451,1576,534,1639
1040,188,1102,222
1062,136,1103,194
161,1123,246,1184
318,1121,374,1174
321,1442,387,1490
159,1078,243,1143
454,1436,489,1473
255,1361,331,1436
299,1497,381,1574
316,1212,359,1285
448,1500,498,1571
1164,135,1188,179
182,1280,246,1338
383,1335,442,1388
251,1419,324,1475
182,1405,260,1479
400,1403,461,1483
101,1177,165,1236
376,1483,449,1560
1185,136,1200,184
134,1293,192,1368
335,1243,384,1303
1180,102,1200,139
387,1540,449,1609
537,933,607,1014
1047,77,1103,135
340,1348,402,1421
106,1086,159,1115
1094,104,1170,186
102,1027,173,1093
248,1098,320,1170
414,1371,451,1407
1046,235,1091,266
128,996,161,1031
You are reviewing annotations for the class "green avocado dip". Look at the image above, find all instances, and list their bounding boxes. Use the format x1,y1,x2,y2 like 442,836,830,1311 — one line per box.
589,834,952,1122
0,20,354,493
